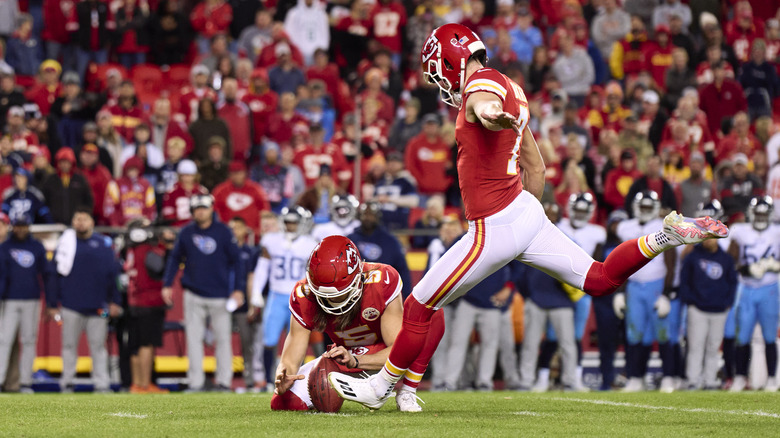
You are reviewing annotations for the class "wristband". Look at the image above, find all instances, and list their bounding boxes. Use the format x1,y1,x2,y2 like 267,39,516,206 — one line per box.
353,355,360,369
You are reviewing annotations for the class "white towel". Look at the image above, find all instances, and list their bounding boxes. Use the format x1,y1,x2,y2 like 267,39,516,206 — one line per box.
55,229,77,277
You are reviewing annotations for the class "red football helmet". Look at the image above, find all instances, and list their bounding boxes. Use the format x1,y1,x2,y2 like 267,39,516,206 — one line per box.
420,23,486,108
306,235,364,315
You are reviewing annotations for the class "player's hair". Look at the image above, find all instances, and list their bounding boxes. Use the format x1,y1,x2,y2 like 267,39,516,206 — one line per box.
312,276,365,331
469,49,487,68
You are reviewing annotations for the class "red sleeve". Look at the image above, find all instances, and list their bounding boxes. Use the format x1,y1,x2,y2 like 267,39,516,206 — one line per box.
462,68,510,104
602,171,624,209
189,5,206,32
380,265,402,306
161,190,175,220
215,4,233,29
255,185,270,212
288,282,314,329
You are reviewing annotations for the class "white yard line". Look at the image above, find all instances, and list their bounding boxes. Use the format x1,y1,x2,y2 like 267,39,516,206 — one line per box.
551,397,780,419
512,411,545,417
108,412,148,419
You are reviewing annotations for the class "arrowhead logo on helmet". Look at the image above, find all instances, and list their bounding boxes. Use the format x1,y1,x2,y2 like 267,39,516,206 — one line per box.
306,235,365,315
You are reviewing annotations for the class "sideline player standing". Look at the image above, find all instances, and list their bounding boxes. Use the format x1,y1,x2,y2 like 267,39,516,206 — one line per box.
330,23,728,408
272,236,444,412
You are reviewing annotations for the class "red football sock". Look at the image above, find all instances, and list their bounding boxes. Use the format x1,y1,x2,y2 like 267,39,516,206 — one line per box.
270,391,309,411
403,310,446,389
381,295,436,380
583,238,651,297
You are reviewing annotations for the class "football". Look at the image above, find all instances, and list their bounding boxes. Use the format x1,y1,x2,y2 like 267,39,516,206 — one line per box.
308,357,345,413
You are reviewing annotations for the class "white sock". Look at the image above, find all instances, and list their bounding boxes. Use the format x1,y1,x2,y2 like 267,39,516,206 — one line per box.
373,368,395,397
398,383,416,394
642,231,676,257
536,368,550,386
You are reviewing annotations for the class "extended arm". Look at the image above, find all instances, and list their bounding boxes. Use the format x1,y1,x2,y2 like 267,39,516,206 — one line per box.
517,126,546,200
274,316,311,395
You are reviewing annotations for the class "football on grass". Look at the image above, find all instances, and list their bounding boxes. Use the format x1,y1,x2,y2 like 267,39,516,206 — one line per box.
308,357,345,413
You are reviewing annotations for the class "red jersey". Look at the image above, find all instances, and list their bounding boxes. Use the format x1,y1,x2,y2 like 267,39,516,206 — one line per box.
266,113,309,147
211,180,270,232
25,83,61,116
288,262,402,347
125,243,166,308
80,164,113,224
104,176,157,226
456,68,528,220
189,1,233,39
104,103,144,143
369,2,407,53
177,86,218,124
293,143,351,187
162,183,208,227
242,90,278,145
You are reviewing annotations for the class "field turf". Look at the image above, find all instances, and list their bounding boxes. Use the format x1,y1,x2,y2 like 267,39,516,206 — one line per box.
1,391,778,437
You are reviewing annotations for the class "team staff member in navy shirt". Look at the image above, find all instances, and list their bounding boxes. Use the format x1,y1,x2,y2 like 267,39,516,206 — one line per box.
0,214,51,393
162,194,246,392
680,238,738,390
0,212,20,392
47,207,122,393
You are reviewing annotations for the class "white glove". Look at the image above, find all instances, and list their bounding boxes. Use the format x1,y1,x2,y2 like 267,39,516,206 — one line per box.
251,293,265,309
613,293,626,319
762,258,780,273
749,261,768,279
655,295,671,318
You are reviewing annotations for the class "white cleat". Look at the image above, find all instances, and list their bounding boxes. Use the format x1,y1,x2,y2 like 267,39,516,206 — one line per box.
764,377,779,392
730,376,747,392
328,372,392,410
623,377,644,392
659,376,675,393
663,211,729,245
396,390,424,412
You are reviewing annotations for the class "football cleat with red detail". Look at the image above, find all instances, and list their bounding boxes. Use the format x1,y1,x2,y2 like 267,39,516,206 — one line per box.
663,211,729,245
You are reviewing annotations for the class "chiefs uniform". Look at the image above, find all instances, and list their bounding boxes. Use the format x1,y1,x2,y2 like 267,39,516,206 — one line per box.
293,143,351,188
280,262,402,409
177,87,218,124
161,183,209,227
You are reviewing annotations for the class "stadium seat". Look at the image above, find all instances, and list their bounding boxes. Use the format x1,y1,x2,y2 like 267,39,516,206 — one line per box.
85,63,128,93
164,64,193,96
131,64,164,110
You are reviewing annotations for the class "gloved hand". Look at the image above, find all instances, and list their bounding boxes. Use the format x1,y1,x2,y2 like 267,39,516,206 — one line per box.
762,258,780,273
612,293,626,319
749,261,768,279
655,295,671,318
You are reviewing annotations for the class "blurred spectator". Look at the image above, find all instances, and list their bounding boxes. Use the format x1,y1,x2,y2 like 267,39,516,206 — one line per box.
70,0,114,80
178,65,218,124
120,124,165,173
198,136,229,191
46,208,121,393
212,161,270,235
644,25,674,90
459,0,490,34
696,44,735,86
104,157,157,226
51,72,98,150
41,147,93,224
213,56,236,90
638,90,667,150
603,149,642,211
725,4,762,64
610,15,649,81
284,0,329,66
0,69,25,134
5,105,39,157
406,3,445,68
305,48,339,101
553,31,594,105
190,99,232,163
190,0,233,54
293,123,350,189
124,219,170,394
1,168,52,223
678,152,713,217
388,98,422,154
508,5,541,65
681,237,738,390
652,0,691,30
348,201,411,297
562,133,596,190
370,0,407,68
618,114,654,171
114,0,151,70
561,102,589,150
200,35,237,79
669,14,696,66
148,98,193,158
699,60,747,137
162,194,245,392
555,161,595,215
158,137,187,194
716,112,761,163
41,0,71,63
0,213,50,394
359,68,395,125
6,14,42,81
250,142,295,214
161,159,207,227
226,216,260,393
29,148,52,188
488,29,524,76
96,110,124,177
719,153,765,220
238,9,273,64
624,155,678,214
243,68,278,146
663,48,695,109
373,151,419,231
105,80,144,143
404,114,451,198
591,0,631,61
78,143,112,224
217,78,251,161
149,0,190,66
266,92,308,147
296,163,337,224
698,19,740,73
268,42,305,96
527,46,550,95
411,195,444,249
739,39,779,119
25,60,61,117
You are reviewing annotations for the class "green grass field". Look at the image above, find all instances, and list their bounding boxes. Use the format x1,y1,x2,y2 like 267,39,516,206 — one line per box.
1,391,778,437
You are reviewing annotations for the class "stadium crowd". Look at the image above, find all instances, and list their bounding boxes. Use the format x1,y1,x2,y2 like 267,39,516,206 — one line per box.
0,0,779,395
